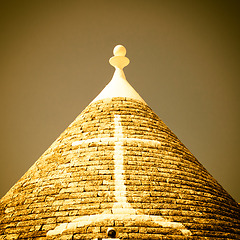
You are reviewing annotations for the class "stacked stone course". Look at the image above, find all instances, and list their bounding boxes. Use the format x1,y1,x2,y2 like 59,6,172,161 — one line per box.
0,97,240,239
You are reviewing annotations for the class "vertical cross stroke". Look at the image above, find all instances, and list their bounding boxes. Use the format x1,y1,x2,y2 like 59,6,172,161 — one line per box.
47,115,191,236
112,115,135,214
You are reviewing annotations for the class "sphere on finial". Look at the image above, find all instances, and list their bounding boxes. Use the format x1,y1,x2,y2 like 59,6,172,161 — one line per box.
113,45,126,56
109,45,129,69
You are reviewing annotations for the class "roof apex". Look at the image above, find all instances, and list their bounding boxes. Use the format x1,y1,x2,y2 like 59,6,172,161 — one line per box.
91,45,146,104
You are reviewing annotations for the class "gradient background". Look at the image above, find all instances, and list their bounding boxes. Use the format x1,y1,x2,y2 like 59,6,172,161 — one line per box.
1,0,239,202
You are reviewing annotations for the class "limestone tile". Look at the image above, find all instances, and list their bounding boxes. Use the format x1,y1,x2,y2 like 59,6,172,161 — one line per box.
5,226,30,235
79,203,100,210
86,227,101,234
96,191,113,198
81,197,105,204
84,185,109,192
45,196,56,202
62,199,82,205
76,209,100,216
124,180,141,186
59,205,78,211
77,192,98,199
59,187,84,194
115,226,139,233
99,202,113,209
73,233,103,240
38,188,61,197
55,211,69,217
68,210,80,217
3,234,19,239
56,216,76,223
58,235,74,240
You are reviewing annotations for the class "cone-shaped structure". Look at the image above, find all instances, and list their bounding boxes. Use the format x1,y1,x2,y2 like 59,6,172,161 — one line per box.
0,45,239,239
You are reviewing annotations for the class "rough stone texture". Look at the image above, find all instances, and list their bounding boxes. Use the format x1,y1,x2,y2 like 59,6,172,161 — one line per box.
0,97,239,239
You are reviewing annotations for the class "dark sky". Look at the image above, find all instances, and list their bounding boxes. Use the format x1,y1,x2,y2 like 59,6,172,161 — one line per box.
1,0,239,202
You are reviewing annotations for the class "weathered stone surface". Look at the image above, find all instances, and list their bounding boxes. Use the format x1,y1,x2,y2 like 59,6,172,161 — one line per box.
0,98,240,239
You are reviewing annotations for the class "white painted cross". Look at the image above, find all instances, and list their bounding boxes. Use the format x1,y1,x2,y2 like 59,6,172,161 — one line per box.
47,115,191,236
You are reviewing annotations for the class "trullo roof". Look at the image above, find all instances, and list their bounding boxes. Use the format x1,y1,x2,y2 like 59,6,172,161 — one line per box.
0,45,240,240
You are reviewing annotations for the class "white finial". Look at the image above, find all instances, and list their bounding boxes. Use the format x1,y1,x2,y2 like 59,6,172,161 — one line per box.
109,45,130,69
91,44,146,104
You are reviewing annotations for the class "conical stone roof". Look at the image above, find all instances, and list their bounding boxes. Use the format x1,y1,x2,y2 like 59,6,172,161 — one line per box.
0,45,240,240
